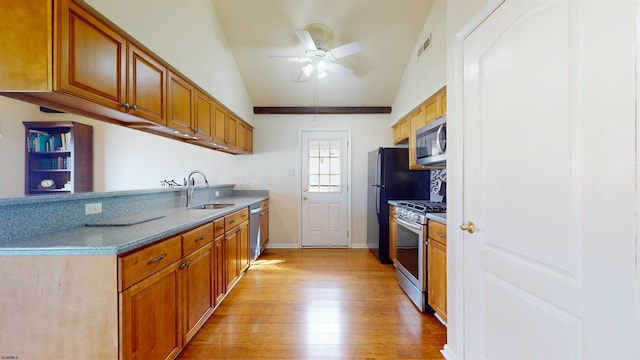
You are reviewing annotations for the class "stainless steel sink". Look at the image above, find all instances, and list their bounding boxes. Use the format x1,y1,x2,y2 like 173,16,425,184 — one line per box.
190,203,234,210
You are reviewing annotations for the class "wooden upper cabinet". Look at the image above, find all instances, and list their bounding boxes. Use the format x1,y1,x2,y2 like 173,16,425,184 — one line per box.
225,114,237,148
408,107,424,170
58,0,167,126
213,103,226,145
246,126,254,154
127,44,166,125
392,117,410,144
236,121,247,152
167,72,195,135
57,0,127,110
194,90,214,141
0,0,252,154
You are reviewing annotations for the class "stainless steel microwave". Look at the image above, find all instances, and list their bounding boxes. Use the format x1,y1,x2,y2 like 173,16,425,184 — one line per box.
415,116,446,166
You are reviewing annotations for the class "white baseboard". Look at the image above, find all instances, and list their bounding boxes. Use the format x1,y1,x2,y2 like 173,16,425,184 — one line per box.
441,344,456,360
265,243,299,249
265,243,370,249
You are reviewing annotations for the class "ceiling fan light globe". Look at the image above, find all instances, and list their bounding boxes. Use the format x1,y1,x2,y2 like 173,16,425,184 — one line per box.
317,71,328,80
302,63,314,76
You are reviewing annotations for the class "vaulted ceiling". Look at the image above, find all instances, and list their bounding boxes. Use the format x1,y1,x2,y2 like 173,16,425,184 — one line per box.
210,0,435,109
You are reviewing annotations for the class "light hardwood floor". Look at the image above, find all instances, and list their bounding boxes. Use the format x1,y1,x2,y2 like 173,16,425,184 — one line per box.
178,248,446,360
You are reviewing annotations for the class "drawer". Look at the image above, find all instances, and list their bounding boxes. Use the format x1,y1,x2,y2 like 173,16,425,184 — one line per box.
213,218,225,238
429,220,447,246
182,222,213,255
119,235,182,291
225,208,248,230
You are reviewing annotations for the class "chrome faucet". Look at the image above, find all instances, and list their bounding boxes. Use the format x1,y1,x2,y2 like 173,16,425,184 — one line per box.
186,170,209,207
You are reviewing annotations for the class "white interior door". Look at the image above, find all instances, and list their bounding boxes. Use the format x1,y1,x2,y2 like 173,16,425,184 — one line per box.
300,130,350,247
462,1,637,358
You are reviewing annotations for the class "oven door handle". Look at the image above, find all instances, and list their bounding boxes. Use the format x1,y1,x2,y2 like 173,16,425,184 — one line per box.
396,217,423,233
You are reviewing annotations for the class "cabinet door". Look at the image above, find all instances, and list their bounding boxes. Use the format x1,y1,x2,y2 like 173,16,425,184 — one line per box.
408,107,426,170
213,103,226,145
128,43,166,125
428,239,447,322
213,235,226,304
388,205,397,263
120,261,182,360
181,243,214,344
57,0,126,110
225,230,239,288
225,114,237,148
238,221,250,273
246,126,253,154
260,207,269,250
193,90,214,141
167,72,194,135
236,121,247,152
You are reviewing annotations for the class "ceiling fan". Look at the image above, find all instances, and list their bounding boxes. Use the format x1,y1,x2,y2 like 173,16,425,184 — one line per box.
269,23,363,82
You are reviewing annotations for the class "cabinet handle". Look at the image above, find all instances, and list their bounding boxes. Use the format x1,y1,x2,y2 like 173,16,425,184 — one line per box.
147,253,167,264
436,232,446,238
216,226,224,230
242,214,247,218
194,235,206,242
122,102,130,109
180,262,190,270
131,104,137,111
229,220,235,224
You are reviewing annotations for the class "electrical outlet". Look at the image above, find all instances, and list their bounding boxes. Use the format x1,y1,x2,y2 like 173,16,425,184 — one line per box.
215,191,220,197
85,202,102,215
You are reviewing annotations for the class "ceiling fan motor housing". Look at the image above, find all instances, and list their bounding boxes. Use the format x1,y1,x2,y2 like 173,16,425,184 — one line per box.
304,23,334,50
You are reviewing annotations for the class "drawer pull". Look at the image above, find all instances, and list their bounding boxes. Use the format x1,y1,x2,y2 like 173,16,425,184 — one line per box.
229,220,236,224
216,226,224,230
436,232,446,238
194,235,206,242
147,253,167,264
180,262,190,270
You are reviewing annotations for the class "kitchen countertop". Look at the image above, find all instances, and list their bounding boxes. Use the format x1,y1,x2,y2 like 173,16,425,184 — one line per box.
426,212,446,224
0,195,267,256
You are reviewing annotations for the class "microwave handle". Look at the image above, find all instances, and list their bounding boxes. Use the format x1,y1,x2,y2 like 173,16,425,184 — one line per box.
436,124,445,153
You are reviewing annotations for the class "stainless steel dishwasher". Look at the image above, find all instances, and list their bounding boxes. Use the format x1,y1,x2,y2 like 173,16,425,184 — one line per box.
249,202,263,261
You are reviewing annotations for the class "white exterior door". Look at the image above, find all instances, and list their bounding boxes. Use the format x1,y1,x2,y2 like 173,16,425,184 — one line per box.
300,130,350,247
462,1,637,359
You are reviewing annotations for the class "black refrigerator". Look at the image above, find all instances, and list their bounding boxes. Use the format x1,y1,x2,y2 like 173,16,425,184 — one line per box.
367,147,430,263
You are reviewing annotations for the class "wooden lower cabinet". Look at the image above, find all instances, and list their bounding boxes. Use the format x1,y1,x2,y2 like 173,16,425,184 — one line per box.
427,220,447,322
388,205,397,264
120,259,183,360
214,234,226,304
260,199,269,251
225,228,239,288
181,243,214,344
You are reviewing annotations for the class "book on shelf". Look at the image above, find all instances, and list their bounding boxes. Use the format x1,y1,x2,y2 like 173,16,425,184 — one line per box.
27,130,69,152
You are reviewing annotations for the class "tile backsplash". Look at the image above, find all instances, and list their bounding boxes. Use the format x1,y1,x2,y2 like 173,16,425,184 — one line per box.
430,169,447,202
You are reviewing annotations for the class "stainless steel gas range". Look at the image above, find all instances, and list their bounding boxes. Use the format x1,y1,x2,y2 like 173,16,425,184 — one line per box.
394,200,446,312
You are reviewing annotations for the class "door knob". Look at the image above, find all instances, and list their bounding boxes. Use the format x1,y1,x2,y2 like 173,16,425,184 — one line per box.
460,221,476,234
303,196,308,200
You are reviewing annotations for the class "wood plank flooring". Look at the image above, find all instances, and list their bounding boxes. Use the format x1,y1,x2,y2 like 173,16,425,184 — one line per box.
178,248,446,360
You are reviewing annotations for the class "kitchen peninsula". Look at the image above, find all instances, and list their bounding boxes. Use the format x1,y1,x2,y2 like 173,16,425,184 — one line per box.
0,184,268,360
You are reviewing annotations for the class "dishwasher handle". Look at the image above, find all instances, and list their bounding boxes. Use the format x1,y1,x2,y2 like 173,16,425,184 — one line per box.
250,207,262,215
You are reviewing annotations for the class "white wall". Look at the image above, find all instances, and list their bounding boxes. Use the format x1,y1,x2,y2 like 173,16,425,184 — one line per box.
390,0,447,124
247,114,391,247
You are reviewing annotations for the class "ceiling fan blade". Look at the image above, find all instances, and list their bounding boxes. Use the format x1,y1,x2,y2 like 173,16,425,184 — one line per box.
329,40,362,59
327,62,355,76
268,56,307,62
294,30,317,51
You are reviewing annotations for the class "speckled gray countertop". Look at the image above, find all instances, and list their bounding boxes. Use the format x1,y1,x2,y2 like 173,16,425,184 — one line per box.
0,195,266,256
426,212,446,224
